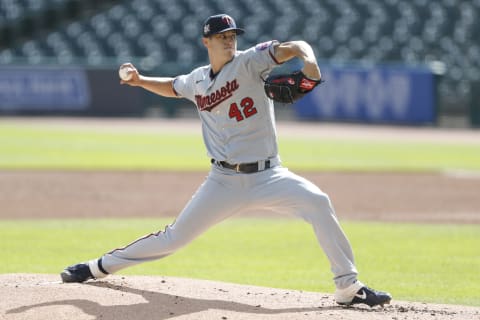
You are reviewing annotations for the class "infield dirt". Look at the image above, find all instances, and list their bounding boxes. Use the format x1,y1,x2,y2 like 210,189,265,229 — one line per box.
2,274,480,320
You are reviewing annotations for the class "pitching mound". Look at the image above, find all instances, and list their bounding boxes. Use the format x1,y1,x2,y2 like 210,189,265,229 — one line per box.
1,274,478,320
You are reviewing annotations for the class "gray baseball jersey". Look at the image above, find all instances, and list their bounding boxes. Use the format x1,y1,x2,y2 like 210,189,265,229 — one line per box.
174,40,280,164
91,40,359,290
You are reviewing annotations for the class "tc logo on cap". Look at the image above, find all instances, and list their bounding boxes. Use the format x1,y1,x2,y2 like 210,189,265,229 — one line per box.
202,14,245,37
222,16,233,26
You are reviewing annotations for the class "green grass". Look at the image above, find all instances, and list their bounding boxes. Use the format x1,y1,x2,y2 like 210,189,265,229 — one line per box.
0,123,479,171
0,125,207,170
280,138,480,172
1,218,479,306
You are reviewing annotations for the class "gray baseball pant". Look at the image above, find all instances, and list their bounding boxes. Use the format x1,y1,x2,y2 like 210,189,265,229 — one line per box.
99,165,358,289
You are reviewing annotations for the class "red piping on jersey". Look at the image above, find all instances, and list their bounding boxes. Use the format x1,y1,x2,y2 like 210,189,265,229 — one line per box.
172,78,180,96
269,49,282,65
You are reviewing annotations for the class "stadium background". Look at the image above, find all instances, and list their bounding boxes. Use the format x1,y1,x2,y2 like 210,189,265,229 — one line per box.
0,0,479,126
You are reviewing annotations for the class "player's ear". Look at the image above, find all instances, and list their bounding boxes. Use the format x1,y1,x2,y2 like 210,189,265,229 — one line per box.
202,37,209,48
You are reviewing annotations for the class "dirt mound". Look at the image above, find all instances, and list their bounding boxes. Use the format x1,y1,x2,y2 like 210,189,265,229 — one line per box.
1,274,478,320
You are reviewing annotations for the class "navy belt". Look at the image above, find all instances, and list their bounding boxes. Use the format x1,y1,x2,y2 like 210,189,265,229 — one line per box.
211,159,271,173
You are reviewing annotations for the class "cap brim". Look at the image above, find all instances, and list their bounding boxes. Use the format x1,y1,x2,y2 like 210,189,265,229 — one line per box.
232,28,245,35
207,28,245,36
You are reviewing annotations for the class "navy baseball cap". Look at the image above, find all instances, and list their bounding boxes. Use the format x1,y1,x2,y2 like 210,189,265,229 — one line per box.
202,14,245,37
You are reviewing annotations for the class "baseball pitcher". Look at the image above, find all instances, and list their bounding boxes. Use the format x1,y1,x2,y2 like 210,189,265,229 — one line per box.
61,14,391,308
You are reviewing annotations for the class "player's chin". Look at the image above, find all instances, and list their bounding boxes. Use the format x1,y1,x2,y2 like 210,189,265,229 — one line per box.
224,48,235,55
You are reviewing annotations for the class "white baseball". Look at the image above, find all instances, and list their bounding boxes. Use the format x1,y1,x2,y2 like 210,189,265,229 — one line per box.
119,66,133,81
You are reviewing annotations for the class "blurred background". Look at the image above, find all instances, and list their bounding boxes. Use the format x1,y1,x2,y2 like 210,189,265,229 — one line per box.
0,0,479,127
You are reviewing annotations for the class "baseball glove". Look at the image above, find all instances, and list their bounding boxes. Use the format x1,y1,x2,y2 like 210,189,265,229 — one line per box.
264,71,322,104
